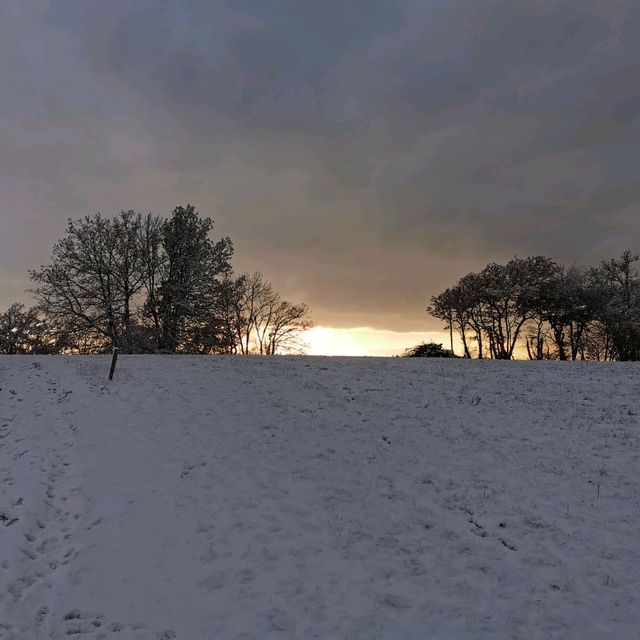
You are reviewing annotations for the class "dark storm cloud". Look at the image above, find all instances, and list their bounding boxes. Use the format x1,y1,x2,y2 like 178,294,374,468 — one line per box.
1,0,640,330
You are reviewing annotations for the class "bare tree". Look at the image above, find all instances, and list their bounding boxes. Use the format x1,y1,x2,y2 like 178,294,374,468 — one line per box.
429,256,568,359
428,286,473,357
142,205,233,353
220,273,269,354
30,215,122,350
0,303,67,354
591,250,640,361
261,300,312,355
25,205,313,355
112,211,147,342
470,259,534,359
519,257,563,360
222,272,311,354
29,211,159,351
138,213,164,344
537,265,596,360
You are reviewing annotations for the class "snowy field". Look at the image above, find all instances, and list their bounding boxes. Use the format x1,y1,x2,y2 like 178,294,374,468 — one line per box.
1,356,639,640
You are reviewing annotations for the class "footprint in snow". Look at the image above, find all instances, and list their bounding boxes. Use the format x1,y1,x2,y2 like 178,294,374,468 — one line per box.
54,610,176,639
0,512,19,527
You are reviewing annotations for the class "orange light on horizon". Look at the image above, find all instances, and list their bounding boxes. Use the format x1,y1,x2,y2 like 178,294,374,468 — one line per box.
304,326,458,357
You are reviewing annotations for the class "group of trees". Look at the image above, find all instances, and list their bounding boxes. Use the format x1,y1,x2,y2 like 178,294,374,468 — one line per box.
0,303,69,355
428,252,640,361
0,206,311,355
5,212,640,361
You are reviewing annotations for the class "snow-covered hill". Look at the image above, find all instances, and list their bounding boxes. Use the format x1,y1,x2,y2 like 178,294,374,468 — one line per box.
1,356,639,639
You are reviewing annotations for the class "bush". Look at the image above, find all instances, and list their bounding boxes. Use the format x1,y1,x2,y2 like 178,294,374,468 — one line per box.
403,342,458,358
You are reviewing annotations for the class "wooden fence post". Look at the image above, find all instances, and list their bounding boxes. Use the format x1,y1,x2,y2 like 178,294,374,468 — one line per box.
108,347,119,381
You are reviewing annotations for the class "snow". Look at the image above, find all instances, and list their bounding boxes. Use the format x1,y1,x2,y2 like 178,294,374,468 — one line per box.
1,355,639,639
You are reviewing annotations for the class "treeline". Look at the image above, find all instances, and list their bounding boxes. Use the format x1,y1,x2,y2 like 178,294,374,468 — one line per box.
0,206,311,355
428,252,640,361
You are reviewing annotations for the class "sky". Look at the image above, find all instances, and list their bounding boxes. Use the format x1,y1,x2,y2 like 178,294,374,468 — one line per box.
1,1,639,355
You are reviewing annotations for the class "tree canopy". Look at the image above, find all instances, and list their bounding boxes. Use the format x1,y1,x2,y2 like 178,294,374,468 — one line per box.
10,205,312,355
428,252,640,361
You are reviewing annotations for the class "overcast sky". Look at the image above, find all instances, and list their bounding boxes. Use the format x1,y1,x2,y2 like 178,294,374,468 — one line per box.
1,0,639,333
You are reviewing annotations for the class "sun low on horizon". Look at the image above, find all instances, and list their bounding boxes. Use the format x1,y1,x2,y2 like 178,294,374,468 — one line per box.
304,326,454,357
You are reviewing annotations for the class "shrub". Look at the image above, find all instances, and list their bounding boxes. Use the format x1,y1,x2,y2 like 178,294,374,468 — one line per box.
403,342,458,358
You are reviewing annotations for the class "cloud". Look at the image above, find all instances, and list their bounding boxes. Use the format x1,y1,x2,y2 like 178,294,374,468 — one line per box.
1,0,639,331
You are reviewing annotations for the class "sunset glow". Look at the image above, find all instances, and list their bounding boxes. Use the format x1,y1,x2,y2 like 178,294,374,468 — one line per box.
304,326,456,357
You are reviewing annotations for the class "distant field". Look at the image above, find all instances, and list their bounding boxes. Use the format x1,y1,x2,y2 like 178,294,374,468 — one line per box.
1,356,639,639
